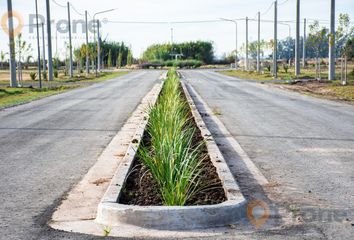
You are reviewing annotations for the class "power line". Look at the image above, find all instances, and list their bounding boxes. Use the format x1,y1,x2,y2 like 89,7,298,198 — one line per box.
51,0,66,8
106,19,245,25
278,0,291,6
260,2,274,16
70,3,85,16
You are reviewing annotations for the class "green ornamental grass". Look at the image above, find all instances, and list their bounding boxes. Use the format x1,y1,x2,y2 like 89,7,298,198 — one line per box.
139,70,204,206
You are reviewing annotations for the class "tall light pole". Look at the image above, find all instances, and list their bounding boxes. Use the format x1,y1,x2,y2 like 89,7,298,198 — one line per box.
257,12,261,73
93,8,116,76
7,0,17,87
85,11,89,75
295,0,301,76
329,0,335,80
41,23,46,80
67,2,73,77
246,17,249,71
35,0,42,88
97,19,101,72
220,18,238,69
45,0,54,81
273,0,278,78
279,23,292,62
171,27,174,45
303,18,307,68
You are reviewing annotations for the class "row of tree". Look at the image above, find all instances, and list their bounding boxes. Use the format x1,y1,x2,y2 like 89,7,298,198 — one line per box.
142,41,214,64
73,41,133,72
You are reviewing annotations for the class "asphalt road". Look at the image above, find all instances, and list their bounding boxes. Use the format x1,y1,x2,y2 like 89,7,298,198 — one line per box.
0,70,162,240
181,70,354,240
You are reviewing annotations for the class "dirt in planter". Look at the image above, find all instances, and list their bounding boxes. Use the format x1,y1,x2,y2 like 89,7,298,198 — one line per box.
119,86,227,206
119,132,227,206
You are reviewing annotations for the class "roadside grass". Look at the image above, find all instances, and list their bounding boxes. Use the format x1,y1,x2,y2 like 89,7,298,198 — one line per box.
54,71,130,84
0,86,79,109
139,69,204,206
220,67,354,102
0,71,129,109
220,67,354,82
320,84,354,101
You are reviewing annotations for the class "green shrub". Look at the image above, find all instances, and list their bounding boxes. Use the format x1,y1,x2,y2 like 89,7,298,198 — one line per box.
283,64,289,73
164,60,174,67
29,72,37,81
350,68,354,78
54,70,58,78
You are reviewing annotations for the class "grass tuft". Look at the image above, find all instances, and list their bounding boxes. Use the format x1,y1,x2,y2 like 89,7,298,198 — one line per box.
139,69,204,206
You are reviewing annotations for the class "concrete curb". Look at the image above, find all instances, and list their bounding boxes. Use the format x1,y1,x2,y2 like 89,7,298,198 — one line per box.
49,82,163,230
95,80,247,231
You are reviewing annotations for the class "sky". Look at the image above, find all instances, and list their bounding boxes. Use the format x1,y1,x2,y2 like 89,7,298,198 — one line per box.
0,0,353,60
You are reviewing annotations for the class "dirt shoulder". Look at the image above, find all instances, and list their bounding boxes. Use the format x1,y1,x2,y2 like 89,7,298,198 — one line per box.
272,80,354,103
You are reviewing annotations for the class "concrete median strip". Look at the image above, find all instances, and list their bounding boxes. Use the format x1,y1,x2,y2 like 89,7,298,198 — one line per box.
95,81,247,230
49,74,255,238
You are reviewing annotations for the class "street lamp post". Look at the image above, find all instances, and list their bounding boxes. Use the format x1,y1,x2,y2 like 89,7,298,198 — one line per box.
35,0,42,88
93,8,117,76
220,18,238,69
45,0,54,81
7,0,17,87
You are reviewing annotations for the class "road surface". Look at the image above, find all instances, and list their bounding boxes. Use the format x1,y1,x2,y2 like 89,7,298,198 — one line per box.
0,70,162,240
182,70,354,239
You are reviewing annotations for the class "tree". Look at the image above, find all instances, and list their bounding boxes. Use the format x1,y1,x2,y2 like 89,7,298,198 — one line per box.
15,33,32,84
142,41,215,64
336,14,354,57
116,52,123,68
345,37,354,59
0,51,8,69
307,21,328,59
74,48,83,74
127,49,133,66
107,49,112,68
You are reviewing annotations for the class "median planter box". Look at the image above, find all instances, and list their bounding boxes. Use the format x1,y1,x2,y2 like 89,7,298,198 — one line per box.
96,77,247,230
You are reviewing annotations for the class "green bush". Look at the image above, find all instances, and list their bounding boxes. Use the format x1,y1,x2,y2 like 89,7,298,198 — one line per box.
54,70,58,78
350,68,354,78
283,64,289,73
29,72,37,81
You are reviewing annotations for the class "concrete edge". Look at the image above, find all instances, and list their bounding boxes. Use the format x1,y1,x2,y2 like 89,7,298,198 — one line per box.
183,80,269,186
95,76,247,231
49,82,163,228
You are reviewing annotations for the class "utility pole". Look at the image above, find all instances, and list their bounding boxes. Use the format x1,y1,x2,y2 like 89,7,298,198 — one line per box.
85,11,89,75
45,0,54,81
41,23,47,79
35,0,42,88
245,17,249,71
67,2,73,78
329,0,335,80
92,9,116,76
97,19,101,72
171,28,174,45
295,0,300,76
273,0,278,78
303,18,307,68
257,12,261,73
7,0,17,87
235,21,238,69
